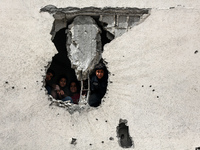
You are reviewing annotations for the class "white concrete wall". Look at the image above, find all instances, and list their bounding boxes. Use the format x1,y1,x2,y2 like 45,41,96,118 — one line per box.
1,0,200,150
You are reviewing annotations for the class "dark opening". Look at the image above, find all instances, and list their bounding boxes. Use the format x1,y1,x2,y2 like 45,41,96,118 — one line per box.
47,27,78,93
45,15,110,107
117,119,133,148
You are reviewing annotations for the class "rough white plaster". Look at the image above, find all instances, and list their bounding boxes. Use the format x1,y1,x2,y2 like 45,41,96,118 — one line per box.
0,1,200,150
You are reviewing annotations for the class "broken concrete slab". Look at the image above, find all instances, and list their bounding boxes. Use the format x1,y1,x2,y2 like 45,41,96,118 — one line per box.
42,6,150,46
66,16,102,80
40,6,149,16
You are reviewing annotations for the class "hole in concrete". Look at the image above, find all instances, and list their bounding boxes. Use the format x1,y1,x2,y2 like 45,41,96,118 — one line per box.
109,137,114,140
196,147,200,150
71,138,77,145
194,50,198,54
41,6,150,113
44,17,109,111
117,119,133,148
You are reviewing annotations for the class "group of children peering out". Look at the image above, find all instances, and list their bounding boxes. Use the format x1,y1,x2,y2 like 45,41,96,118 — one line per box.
45,62,108,107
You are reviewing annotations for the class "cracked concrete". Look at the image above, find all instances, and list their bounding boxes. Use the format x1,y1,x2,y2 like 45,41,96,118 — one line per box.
44,6,150,82
67,16,102,80
42,6,150,40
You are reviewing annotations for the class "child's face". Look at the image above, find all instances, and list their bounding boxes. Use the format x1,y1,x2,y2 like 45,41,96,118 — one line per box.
70,82,77,93
45,72,53,81
96,69,104,79
59,78,67,88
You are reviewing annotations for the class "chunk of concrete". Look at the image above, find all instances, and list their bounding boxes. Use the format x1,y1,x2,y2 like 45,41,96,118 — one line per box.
128,16,140,28
117,15,128,28
99,15,115,28
67,16,102,80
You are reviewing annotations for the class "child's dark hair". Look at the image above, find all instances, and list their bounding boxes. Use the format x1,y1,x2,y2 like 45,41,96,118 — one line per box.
69,80,80,93
94,62,106,71
57,75,68,86
47,68,55,77
93,61,108,80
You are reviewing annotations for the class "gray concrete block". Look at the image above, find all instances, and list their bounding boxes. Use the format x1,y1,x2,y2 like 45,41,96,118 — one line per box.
128,16,140,28
117,15,128,28
99,15,115,28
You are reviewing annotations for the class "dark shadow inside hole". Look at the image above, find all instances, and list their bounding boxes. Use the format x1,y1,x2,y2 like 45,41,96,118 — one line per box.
95,17,114,50
117,121,133,148
45,28,79,102
48,28,77,87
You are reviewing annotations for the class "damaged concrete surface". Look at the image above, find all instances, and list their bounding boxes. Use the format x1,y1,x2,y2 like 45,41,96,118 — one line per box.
67,16,102,80
42,6,150,40
43,6,150,82
1,1,200,150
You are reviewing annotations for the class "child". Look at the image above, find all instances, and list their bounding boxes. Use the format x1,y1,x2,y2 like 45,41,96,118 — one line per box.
69,81,80,104
89,62,108,107
51,75,72,102
45,69,55,94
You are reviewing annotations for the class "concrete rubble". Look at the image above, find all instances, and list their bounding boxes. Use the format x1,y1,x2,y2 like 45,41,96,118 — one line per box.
66,16,102,81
